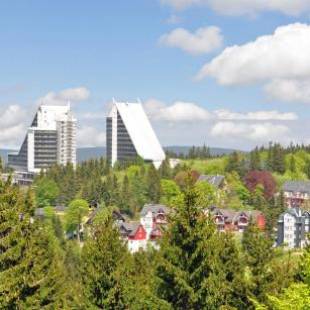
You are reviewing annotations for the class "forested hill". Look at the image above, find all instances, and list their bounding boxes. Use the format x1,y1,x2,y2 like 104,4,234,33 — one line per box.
77,146,239,162
0,146,238,163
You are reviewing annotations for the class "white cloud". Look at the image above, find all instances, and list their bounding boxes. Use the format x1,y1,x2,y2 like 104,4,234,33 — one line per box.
144,99,211,121
159,26,223,55
214,109,298,120
197,23,310,85
36,86,90,106
265,79,310,104
211,121,290,141
0,105,28,148
58,87,90,102
144,99,298,122
161,0,310,16
77,126,106,147
0,105,27,129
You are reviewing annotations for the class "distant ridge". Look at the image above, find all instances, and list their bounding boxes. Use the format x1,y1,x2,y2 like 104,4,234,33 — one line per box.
0,146,239,164
76,146,238,162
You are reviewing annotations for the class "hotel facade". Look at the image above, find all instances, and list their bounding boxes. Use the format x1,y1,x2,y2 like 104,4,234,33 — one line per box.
8,104,76,173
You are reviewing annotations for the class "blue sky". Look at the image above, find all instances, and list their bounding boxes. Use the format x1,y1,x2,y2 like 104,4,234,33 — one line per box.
1,0,310,150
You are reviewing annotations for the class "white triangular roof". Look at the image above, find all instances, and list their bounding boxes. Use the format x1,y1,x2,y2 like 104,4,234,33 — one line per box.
115,101,165,165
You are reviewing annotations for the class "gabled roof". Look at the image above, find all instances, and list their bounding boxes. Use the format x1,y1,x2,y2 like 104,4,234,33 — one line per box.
282,181,310,194
119,221,143,237
198,175,225,188
140,204,170,217
278,207,304,223
114,101,165,164
212,208,263,223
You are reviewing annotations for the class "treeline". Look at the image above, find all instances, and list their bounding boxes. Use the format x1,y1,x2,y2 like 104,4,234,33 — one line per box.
166,145,213,159
226,142,310,179
1,178,309,309
34,158,183,217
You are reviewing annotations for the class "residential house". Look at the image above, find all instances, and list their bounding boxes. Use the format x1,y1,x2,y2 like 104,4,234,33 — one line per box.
211,208,266,232
118,222,147,253
282,181,310,208
117,204,171,253
197,175,226,189
277,208,310,249
140,204,170,240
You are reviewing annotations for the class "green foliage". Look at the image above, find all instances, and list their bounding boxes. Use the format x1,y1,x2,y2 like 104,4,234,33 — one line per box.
34,178,59,207
226,151,246,176
0,182,79,309
81,207,167,309
156,182,248,309
242,223,274,302
250,147,261,171
160,179,182,206
65,199,89,243
147,164,161,203
267,283,310,310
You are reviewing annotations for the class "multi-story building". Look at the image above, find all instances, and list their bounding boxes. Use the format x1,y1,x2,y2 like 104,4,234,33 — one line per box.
8,104,76,173
106,100,166,168
277,208,310,249
282,181,310,208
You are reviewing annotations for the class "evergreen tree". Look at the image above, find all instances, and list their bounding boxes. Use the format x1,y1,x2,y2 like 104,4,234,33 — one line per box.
146,164,161,203
250,147,261,171
81,208,132,308
226,151,246,176
242,222,274,303
156,180,244,309
304,158,310,179
119,174,131,215
0,181,33,308
159,157,172,179
129,171,148,216
0,181,76,309
289,154,297,174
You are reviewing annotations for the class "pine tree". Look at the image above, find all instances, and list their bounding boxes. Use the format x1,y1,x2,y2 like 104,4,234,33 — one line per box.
242,222,274,302
0,181,34,308
81,208,132,308
250,147,261,171
0,181,76,308
304,158,310,179
159,158,172,179
146,164,161,203
120,175,131,215
156,181,242,309
289,154,297,173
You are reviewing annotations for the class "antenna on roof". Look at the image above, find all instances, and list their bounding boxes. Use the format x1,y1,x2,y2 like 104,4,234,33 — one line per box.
112,97,116,105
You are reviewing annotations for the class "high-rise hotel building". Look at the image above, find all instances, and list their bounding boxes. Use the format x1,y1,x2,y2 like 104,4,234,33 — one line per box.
8,104,76,173
106,100,165,168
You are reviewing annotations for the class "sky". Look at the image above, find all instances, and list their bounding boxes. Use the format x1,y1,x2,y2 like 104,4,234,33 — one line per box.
1,0,310,150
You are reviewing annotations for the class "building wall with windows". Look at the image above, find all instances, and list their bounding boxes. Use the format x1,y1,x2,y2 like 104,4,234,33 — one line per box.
106,100,165,168
8,104,76,173
277,208,310,249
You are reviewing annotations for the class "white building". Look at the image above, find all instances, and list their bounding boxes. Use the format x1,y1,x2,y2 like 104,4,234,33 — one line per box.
106,100,165,168
8,104,76,173
277,208,310,249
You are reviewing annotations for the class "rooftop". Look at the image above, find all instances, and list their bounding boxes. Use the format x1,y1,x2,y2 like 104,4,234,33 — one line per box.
282,181,310,194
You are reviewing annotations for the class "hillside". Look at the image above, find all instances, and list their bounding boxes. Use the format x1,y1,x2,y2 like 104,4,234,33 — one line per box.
0,146,239,164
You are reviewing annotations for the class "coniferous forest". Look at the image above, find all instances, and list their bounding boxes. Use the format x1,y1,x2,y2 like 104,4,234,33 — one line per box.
1,143,310,309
